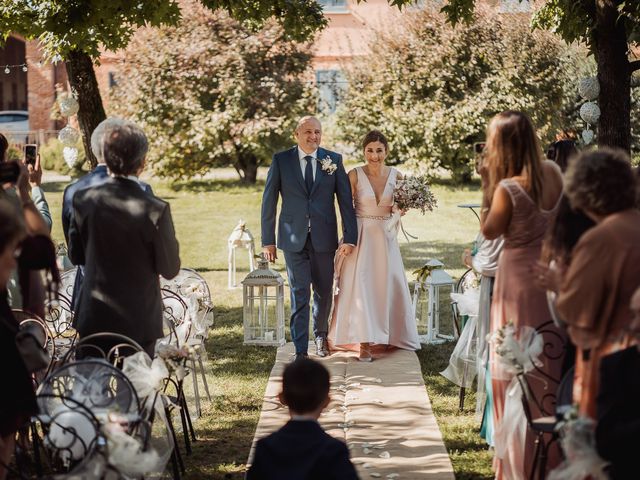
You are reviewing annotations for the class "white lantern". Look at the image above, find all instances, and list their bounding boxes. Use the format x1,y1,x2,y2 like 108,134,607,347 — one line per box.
582,128,594,145
242,255,285,347
412,259,456,344
63,147,79,168
580,102,601,126
58,125,80,147
228,219,256,289
58,95,80,117
578,77,600,101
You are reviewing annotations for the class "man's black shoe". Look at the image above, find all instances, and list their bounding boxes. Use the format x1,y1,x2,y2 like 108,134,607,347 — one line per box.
315,336,329,357
293,353,309,362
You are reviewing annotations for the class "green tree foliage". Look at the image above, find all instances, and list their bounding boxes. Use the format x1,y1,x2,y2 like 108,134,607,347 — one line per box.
0,0,324,168
109,0,314,184
334,8,584,182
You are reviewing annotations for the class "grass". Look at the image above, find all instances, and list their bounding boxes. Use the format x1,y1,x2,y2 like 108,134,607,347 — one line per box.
42,171,492,479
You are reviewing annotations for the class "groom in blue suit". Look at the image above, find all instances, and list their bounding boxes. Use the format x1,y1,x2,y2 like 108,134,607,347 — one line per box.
261,116,357,360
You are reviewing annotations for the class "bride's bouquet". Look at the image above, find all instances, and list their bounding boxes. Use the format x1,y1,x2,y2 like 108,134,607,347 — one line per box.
388,175,437,238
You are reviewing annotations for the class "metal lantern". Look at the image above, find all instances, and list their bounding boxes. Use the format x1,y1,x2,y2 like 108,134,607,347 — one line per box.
412,259,456,344
228,219,256,289
242,255,285,347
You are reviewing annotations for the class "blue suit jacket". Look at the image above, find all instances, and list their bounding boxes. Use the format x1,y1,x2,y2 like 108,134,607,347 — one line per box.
261,146,357,253
246,420,359,480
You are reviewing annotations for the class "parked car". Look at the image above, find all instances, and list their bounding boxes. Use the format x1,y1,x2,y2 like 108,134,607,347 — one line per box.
0,110,29,142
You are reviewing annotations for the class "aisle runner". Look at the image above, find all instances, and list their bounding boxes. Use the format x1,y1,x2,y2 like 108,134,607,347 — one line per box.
248,343,455,479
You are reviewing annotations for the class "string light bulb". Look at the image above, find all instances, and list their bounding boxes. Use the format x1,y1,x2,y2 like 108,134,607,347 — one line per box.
4,66,9,74
22,65,28,72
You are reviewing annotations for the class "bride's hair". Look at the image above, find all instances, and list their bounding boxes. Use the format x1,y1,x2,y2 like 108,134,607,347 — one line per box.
484,111,544,207
362,130,388,151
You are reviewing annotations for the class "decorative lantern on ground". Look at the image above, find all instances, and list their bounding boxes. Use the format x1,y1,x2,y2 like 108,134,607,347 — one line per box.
242,254,285,346
228,219,256,289
412,259,456,344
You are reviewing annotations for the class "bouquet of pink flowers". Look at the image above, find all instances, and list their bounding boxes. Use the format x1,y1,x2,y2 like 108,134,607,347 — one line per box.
393,175,438,213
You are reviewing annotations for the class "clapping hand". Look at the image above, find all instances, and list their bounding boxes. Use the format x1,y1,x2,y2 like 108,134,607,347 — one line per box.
532,261,564,293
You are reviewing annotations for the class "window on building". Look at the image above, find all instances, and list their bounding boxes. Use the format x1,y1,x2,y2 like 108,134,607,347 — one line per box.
317,0,349,13
108,71,118,89
499,0,532,13
316,69,347,114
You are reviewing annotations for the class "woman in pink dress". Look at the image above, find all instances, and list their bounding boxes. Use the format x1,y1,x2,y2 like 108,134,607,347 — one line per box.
328,130,420,361
480,111,565,480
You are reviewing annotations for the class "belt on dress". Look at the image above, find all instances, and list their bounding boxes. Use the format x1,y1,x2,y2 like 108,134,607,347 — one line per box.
356,214,391,220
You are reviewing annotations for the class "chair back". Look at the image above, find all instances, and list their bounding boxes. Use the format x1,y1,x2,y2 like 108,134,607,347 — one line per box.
61,332,145,367
13,309,56,382
37,359,141,420
58,267,78,300
161,288,192,347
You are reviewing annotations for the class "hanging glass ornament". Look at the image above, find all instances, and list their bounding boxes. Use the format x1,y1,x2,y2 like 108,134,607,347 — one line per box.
58,95,80,117
578,77,600,101
63,147,79,168
58,125,80,147
582,129,594,145
580,102,601,125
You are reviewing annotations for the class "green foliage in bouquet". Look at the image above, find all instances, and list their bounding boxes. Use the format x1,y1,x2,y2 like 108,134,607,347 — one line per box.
334,7,586,183
109,0,315,184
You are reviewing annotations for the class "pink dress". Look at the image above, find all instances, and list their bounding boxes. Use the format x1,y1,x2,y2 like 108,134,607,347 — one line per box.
328,167,420,351
490,178,564,479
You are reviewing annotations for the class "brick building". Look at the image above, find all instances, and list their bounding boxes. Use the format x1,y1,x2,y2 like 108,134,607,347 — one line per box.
2,0,534,134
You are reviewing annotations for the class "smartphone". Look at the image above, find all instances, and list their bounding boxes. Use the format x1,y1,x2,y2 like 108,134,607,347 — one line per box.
474,142,486,154
0,161,20,184
24,144,37,166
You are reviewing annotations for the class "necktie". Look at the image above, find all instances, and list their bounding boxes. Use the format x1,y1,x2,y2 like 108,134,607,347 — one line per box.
304,155,314,194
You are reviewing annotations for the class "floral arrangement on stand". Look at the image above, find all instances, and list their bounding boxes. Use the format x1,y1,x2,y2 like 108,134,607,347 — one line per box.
388,174,437,240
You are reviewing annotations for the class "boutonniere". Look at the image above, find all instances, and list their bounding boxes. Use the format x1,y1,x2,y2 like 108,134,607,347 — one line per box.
320,156,337,175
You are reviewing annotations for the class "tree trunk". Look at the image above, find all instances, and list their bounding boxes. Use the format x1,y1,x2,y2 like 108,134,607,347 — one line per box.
594,1,631,152
241,160,258,184
65,50,107,169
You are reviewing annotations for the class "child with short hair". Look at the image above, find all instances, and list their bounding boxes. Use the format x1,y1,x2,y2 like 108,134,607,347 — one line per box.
246,358,359,479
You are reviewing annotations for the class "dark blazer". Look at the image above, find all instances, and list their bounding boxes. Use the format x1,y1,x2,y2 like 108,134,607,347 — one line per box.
68,177,180,344
246,420,359,480
62,165,154,310
596,346,640,480
261,146,357,253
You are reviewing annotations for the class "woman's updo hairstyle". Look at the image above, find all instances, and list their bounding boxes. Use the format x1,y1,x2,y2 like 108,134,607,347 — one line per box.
362,130,389,151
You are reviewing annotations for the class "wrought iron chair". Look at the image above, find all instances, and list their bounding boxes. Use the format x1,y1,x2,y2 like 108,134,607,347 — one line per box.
58,267,77,301
59,332,144,368
12,310,56,384
516,320,568,480
43,294,77,364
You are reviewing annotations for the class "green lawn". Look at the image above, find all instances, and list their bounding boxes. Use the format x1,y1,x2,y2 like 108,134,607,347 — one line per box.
42,172,492,479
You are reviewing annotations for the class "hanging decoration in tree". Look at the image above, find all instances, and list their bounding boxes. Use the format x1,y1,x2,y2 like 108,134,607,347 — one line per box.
578,77,600,101
56,91,80,168
578,77,600,145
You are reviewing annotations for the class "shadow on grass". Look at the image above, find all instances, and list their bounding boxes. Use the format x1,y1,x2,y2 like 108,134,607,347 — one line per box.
169,178,266,194
400,240,469,273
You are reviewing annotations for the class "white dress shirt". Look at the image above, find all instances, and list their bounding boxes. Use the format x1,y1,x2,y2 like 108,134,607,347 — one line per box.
298,147,317,182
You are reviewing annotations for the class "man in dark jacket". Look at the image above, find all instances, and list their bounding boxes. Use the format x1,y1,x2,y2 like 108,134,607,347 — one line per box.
68,120,180,356
247,358,359,480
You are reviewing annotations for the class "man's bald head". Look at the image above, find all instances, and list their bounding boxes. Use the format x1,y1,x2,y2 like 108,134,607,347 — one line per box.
295,116,322,154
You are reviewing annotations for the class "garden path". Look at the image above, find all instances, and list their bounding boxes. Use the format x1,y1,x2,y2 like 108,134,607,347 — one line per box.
248,342,455,479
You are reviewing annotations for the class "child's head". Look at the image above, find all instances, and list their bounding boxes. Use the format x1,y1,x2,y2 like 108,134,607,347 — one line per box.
280,358,330,416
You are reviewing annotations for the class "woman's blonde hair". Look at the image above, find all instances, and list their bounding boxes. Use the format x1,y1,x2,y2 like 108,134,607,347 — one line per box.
484,111,544,206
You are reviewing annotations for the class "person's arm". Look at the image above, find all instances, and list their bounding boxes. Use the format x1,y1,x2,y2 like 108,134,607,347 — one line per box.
154,204,181,280
481,184,512,240
26,155,52,232
16,163,48,237
556,234,610,350
67,204,85,266
261,155,281,261
328,441,359,480
336,155,358,246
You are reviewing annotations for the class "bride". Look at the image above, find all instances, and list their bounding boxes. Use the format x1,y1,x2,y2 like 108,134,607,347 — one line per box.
329,130,420,361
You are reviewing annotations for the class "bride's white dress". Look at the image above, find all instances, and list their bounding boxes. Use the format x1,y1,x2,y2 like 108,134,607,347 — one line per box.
328,166,420,350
